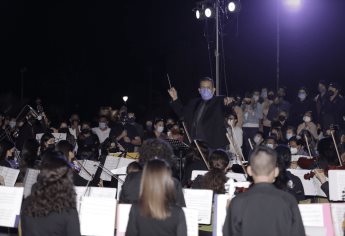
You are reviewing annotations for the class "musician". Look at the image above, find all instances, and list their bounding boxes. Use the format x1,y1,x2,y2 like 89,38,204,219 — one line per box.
0,140,16,168
143,118,168,141
168,77,232,149
119,138,185,207
226,112,243,158
39,132,55,156
126,159,187,236
76,122,100,160
223,146,305,236
20,151,81,236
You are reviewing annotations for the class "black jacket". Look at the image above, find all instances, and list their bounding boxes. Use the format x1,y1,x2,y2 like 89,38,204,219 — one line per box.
170,96,228,149
119,171,186,207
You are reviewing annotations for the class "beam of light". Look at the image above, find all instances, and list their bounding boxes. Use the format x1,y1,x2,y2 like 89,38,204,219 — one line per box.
283,0,302,10
196,10,201,19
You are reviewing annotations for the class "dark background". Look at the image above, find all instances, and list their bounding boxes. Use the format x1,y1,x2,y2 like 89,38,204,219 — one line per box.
1,0,344,124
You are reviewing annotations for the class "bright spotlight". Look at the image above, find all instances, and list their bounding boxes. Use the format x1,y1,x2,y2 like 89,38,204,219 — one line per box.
122,96,128,102
205,8,212,18
196,9,201,19
228,2,236,12
283,0,302,10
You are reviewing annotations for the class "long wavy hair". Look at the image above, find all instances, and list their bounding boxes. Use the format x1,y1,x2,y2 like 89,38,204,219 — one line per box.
23,151,76,217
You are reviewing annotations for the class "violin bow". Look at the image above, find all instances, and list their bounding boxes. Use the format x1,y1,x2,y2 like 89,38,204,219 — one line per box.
330,130,343,166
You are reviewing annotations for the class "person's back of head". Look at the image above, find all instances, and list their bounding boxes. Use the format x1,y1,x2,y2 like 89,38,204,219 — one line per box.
23,151,76,217
138,138,174,167
21,139,39,168
55,140,74,162
127,161,142,174
248,146,279,184
0,140,14,161
274,145,291,189
202,149,229,194
139,159,176,220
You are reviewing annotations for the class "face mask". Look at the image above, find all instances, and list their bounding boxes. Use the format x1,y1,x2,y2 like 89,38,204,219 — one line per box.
47,143,55,149
9,121,16,129
253,95,259,102
261,91,268,98
59,128,69,133
298,93,306,101
254,136,262,144
82,128,90,134
328,90,335,96
171,128,180,135
156,126,164,133
199,88,214,101
286,133,293,140
266,144,274,149
318,87,326,94
303,116,311,123
99,122,107,129
166,124,174,130
290,147,298,155
127,117,135,123
278,115,286,122
268,94,274,100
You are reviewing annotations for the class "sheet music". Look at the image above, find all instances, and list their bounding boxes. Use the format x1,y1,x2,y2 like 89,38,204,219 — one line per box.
288,169,326,197
331,204,345,236
191,170,207,181
78,160,99,181
183,189,213,225
23,168,40,198
183,208,199,236
75,187,116,212
291,155,311,162
0,166,20,187
101,156,134,181
116,175,126,200
109,156,136,176
79,197,117,236
213,194,231,236
0,186,24,227
304,227,327,236
329,170,345,201
115,204,132,236
298,204,324,227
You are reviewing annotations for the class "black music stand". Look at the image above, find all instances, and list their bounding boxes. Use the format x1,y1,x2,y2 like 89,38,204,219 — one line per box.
164,138,190,181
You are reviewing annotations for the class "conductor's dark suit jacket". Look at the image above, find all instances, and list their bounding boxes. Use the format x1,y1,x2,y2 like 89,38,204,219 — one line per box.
170,96,228,149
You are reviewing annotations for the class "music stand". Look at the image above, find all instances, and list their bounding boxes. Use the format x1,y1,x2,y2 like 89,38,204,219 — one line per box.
164,138,190,181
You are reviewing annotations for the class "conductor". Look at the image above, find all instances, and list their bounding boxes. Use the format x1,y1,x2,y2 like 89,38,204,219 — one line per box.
168,77,233,149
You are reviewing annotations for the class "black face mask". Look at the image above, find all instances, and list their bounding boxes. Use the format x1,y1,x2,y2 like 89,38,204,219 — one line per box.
47,144,55,149
328,90,335,97
278,115,286,122
82,128,90,134
268,95,274,100
166,124,174,130
59,128,69,133
127,117,135,123
244,100,251,105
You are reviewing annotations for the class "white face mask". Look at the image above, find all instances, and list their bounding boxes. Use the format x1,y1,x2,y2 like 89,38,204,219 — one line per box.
286,133,293,141
303,116,311,123
9,121,16,129
253,95,259,102
254,136,262,144
290,147,298,155
266,144,274,149
99,122,107,129
156,126,164,133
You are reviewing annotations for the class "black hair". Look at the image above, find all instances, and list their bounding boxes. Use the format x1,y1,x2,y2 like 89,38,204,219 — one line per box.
138,139,175,167
199,77,214,86
0,140,14,160
274,145,291,190
55,140,74,160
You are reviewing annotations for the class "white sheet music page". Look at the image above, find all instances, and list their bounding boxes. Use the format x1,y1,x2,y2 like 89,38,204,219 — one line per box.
183,208,199,236
183,189,213,225
115,204,132,236
23,168,40,198
0,186,24,227
213,194,231,236
0,166,20,187
331,204,345,236
191,170,207,181
79,197,116,236
329,170,345,201
78,160,99,181
298,204,324,227
288,169,326,197
110,156,136,175
75,187,116,212
116,175,126,200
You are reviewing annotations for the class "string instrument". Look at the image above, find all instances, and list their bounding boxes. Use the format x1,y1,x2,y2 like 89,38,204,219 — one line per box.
226,124,248,177
304,130,345,180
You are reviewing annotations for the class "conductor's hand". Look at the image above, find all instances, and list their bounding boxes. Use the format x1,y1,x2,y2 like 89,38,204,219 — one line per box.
168,87,178,101
224,97,235,106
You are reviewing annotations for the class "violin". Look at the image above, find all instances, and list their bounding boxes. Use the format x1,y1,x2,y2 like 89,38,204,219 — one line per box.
297,156,317,170
304,165,345,180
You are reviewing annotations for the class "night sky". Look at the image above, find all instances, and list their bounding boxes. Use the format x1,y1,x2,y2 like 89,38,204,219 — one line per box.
1,0,345,124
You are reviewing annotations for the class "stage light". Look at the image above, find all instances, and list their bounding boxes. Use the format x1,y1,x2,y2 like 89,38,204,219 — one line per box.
196,9,201,19
122,96,128,102
205,7,213,18
283,0,301,9
227,2,236,12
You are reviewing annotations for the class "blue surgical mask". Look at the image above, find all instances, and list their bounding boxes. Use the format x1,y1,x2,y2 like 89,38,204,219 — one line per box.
298,93,306,101
99,122,107,129
199,88,214,101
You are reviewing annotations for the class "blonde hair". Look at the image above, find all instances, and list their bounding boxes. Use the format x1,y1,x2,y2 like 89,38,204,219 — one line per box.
139,159,176,220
